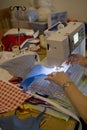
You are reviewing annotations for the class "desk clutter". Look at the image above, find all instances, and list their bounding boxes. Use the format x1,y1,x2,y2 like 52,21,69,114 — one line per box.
0,54,83,117
0,19,86,130
0,63,83,130
1,28,41,52
0,51,82,130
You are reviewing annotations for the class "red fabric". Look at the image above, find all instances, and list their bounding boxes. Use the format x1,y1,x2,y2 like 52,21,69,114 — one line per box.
0,80,32,113
1,34,33,51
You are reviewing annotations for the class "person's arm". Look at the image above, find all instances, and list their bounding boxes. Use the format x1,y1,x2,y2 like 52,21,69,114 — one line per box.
64,81,87,124
45,72,87,123
66,54,87,67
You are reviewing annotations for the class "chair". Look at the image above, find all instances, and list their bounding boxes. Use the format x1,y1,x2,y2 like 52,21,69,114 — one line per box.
0,8,12,29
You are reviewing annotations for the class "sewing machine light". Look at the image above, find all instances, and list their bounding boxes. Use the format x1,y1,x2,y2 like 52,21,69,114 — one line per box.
52,61,70,73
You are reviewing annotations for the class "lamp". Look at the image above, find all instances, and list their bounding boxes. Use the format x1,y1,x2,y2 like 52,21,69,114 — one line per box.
9,6,26,52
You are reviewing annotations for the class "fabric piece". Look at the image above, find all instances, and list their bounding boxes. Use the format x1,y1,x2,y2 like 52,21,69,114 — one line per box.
0,53,36,79
0,80,32,113
0,110,45,130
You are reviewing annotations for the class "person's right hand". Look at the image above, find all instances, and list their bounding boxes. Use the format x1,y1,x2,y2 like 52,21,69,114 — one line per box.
45,71,73,88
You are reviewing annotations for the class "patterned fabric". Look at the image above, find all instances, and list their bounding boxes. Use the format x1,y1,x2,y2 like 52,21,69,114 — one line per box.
0,109,45,130
0,80,32,113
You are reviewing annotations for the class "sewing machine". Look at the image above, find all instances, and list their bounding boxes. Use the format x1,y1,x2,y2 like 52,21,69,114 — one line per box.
46,22,86,67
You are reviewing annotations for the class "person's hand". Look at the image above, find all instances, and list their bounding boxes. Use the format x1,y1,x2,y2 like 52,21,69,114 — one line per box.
45,71,72,87
66,54,87,67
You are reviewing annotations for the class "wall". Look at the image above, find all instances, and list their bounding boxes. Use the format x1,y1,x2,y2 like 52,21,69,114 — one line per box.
0,0,30,9
51,0,87,22
0,0,87,22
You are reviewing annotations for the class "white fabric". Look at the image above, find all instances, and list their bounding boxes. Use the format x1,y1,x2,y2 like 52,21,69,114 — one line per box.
4,28,34,36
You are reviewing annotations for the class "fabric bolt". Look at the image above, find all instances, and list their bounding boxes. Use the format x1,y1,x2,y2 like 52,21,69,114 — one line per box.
0,80,32,113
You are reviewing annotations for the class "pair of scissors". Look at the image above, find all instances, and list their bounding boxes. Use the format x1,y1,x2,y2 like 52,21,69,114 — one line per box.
9,76,23,84
26,96,47,105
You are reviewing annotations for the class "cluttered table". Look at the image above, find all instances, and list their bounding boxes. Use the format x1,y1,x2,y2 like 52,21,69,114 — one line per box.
0,29,77,130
